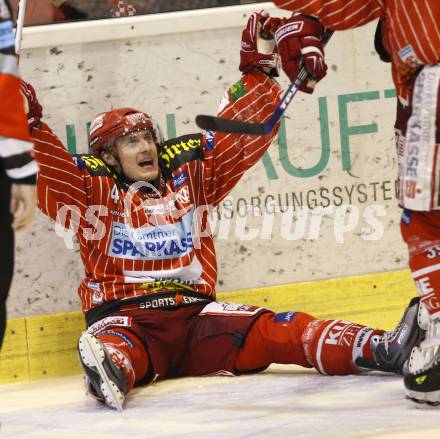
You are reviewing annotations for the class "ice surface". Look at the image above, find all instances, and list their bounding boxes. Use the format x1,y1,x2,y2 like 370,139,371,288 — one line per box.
1,365,440,438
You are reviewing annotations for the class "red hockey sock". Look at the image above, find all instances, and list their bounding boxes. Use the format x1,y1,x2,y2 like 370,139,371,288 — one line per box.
96,327,149,392
301,319,382,375
235,312,382,375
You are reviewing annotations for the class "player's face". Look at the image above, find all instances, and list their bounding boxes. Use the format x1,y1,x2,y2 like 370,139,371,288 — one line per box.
115,130,159,182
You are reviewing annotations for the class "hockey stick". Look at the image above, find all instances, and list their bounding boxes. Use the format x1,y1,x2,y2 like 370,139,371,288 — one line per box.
195,29,334,135
15,0,27,54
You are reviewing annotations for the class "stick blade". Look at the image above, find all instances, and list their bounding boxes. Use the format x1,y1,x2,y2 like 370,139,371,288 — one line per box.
195,115,270,136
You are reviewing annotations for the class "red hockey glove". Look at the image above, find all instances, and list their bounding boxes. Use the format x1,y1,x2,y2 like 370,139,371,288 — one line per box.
274,14,327,93
239,11,282,77
20,81,43,130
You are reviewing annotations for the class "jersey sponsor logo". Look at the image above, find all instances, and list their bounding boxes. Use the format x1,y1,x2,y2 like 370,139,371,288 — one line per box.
87,316,131,335
175,186,191,204
399,44,421,68
109,207,195,260
92,290,104,305
274,311,297,323
123,253,205,285
143,199,176,215
204,130,215,151
199,301,263,316
87,282,103,304
405,180,417,198
138,295,205,309
111,209,127,218
74,154,116,177
159,134,203,170
402,66,440,210
172,170,187,188
140,279,196,292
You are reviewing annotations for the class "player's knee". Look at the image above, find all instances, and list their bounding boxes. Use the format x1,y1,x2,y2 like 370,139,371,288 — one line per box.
95,327,149,384
235,311,315,372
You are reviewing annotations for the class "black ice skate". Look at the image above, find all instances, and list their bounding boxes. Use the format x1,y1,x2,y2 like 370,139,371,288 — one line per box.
356,297,425,374
77,332,127,411
404,305,440,406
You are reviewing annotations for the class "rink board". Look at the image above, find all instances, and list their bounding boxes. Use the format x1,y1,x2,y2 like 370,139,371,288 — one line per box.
0,270,416,384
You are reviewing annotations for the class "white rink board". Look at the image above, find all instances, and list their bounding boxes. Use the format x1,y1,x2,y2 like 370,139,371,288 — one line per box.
1,365,440,438
9,16,404,317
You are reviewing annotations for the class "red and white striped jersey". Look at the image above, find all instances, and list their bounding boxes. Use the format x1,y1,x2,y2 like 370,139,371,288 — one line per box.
273,0,440,103
33,71,282,315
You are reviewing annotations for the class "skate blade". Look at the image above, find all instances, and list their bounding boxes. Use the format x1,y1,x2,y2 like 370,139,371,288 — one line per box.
405,390,440,407
78,333,125,412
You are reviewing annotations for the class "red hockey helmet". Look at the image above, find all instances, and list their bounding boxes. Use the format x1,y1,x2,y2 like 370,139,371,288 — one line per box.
88,108,157,155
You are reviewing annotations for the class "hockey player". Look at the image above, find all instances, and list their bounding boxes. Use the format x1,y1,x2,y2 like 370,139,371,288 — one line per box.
270,0,440,405
26,11,423,411
0,0,37,349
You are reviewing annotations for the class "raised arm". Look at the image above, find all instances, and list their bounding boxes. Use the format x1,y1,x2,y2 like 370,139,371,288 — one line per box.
20,82,89,221
272,0,384,30
203,71,282,206
201,11,283,206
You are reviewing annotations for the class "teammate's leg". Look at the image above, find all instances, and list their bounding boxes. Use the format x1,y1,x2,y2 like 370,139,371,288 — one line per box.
395,66,440,405
400,210,440,404
78,324,149,411
235,300,423,375
0,166,14,350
